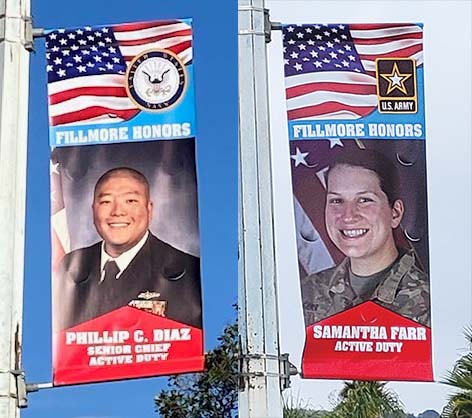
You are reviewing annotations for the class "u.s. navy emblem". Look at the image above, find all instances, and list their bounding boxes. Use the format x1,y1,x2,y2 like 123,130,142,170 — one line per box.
376,58,417,114
126,49,187,111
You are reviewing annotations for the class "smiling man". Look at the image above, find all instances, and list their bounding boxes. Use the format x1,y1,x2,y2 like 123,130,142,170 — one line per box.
301,149,430,327
54,167,202,331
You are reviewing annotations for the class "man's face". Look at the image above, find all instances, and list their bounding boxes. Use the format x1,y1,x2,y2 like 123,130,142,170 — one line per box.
325,164,402,265
93,173,152,258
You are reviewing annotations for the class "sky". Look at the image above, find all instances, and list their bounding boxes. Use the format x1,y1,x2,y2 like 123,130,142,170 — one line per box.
22,1,237,418
268,0,472,415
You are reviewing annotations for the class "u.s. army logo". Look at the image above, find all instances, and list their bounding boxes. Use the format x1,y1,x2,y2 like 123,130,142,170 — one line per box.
126,49,187,112
376,58,417,114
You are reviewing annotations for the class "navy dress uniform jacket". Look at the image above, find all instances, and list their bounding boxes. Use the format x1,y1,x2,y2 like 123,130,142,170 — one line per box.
54,233,202,331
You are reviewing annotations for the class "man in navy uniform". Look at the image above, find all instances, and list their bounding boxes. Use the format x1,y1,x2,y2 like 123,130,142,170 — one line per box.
54,167,201,331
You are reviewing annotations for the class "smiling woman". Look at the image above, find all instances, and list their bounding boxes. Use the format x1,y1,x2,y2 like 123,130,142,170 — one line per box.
300,147,431,327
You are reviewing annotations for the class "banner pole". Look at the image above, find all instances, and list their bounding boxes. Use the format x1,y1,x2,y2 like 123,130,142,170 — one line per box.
238,2,284,417
0,0,32,416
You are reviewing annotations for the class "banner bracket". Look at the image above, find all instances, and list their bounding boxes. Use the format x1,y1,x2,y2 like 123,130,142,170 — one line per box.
238,352,298,391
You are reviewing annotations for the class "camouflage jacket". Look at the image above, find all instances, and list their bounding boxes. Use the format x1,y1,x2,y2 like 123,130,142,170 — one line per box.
301,252,431,327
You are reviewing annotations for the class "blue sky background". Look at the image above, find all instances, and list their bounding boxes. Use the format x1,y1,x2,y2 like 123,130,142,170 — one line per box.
23,1,237,418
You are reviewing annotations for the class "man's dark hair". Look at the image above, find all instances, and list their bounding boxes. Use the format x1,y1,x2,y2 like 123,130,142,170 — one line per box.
326,148,401,207
94,167,151,200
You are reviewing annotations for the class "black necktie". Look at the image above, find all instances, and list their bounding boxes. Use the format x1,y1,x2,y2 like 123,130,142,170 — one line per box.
103,260,120,282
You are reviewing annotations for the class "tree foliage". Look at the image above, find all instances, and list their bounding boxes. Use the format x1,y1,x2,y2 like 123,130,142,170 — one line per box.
328,381,404,418
442,327,472,418
154,318,237,418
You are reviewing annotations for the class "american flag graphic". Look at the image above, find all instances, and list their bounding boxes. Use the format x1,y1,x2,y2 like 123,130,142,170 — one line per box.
46,20,192,127
283,23,423,120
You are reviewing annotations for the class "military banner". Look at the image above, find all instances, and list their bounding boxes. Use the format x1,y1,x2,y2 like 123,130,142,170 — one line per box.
46,19,204,385
282,23,432,381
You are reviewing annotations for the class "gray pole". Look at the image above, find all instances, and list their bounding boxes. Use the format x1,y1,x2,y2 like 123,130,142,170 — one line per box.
238,1,283,417
0,0,32,416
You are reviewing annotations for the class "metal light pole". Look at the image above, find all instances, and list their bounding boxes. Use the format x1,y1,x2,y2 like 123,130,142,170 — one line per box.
0,0,32,416
238,1,284,417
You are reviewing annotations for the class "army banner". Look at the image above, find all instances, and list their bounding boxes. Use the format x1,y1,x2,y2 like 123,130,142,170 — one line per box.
46,19,204,385
282,23,432,381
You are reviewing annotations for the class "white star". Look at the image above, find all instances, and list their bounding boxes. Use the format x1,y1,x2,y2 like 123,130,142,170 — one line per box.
318,46,326,51
46,64,53,72
284,59,289,65
323,58,330,63
306,28,312,33
93,55,102,62
334,38,341,43
341,34,347,40
287,26,294,32
291,147,310,167
323,31,330,36
49,33,57,40
314,61,322,68
54,57,62,65
294,63,303,71
342,60,349,67
66,62,73,67
91,46,98,52
82,50,90,55
105,37,112,43
71,45,79,51
329,51,338,59
77,65,87,73
290,51,299,59
314,25,321,30
86,62,94,67
62,50,70,56
345,45,351,51
348,55,356,61
73,55,82,63
331,28,338,33
58,29,65,34
78,39,87,45
50,161,59,175
328,138,343,148
68,33,76,39
112,57,120,63
298,44,306,50
326,41,334,48
310,50,318,58
339,25,345,30
94,31,102,37
106,62,114,70
307,39,315,46
98,41,105,47
57,68,66,77
76,29,84,35
87,35,94,41
296,32,304,39
52,46,59,52
338,49,345,55
84,26,92,31
59,38,67,45
315,34,322,40
102,27,109,33
288,39,295,45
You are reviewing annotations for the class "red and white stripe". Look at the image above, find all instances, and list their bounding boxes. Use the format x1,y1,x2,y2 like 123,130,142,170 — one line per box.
285,71,377,120
350,23,423,73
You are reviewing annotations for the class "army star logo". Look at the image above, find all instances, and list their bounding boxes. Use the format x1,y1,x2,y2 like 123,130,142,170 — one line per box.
376,58,417,114
380,62,412,95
